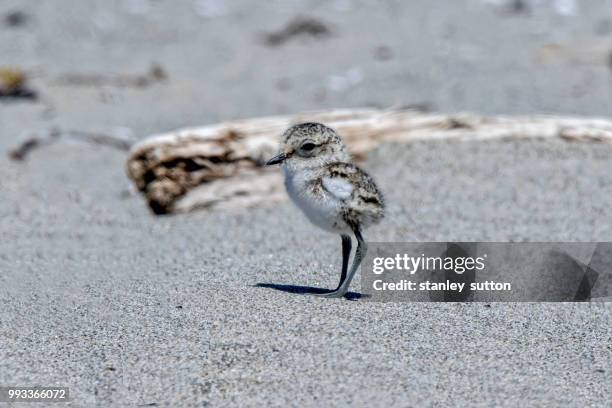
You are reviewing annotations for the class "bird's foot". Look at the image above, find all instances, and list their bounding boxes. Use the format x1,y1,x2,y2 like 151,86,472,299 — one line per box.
311,288,348,298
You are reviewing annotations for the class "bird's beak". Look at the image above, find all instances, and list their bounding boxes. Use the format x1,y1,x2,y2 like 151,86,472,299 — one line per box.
266,153,287,165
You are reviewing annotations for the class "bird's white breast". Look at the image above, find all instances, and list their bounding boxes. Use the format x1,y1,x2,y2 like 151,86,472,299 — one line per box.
322,176,353,199
283,167,345,232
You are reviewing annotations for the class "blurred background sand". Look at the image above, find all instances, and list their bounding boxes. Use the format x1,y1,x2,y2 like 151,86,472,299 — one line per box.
3,0,612,148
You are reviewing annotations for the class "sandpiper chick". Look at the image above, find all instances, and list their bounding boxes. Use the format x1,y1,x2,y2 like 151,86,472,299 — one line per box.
266,122,384,298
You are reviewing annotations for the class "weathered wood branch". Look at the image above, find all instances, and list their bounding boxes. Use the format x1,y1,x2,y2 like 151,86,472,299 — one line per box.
125,108,612,214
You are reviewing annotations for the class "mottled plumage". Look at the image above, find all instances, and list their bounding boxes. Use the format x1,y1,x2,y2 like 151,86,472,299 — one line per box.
266,122,385,298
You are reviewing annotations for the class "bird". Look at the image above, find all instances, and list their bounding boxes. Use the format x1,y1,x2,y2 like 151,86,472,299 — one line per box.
266,122,385,298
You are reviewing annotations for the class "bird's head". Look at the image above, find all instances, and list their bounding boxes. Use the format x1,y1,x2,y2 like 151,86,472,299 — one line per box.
266,122,350,171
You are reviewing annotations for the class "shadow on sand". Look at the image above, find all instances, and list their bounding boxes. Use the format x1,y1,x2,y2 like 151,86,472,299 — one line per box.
254,283,369,301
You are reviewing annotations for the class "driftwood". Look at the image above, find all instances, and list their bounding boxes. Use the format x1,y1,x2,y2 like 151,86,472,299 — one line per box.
125,108,612,214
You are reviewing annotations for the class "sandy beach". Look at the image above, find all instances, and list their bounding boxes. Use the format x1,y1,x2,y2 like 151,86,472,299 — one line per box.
1,1,611,406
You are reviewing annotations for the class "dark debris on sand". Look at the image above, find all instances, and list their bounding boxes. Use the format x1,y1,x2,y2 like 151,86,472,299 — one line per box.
263,16,332,46
0,68,37,100
3,10,28,28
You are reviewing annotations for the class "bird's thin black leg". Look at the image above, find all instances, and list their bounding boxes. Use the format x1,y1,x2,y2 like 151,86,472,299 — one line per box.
335,235,352,290
315,227,367,298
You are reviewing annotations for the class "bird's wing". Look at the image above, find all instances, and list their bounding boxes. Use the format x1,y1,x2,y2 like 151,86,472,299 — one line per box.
322,176,353,200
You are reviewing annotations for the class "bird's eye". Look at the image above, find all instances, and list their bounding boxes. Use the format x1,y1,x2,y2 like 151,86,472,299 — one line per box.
301,142,316,151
